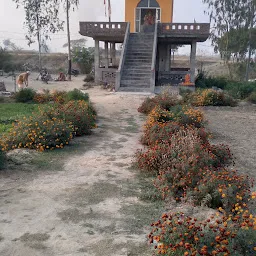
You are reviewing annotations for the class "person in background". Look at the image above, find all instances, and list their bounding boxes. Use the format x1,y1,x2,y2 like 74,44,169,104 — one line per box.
17,71,30,89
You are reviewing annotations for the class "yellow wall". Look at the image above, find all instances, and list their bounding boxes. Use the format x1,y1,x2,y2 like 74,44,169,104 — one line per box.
125,0,174,33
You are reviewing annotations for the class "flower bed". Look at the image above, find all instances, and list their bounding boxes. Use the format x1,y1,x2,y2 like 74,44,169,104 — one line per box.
0,90,97,153
136,92,255,255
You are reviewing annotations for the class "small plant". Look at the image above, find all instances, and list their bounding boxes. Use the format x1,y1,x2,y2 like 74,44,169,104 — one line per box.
247,91,256,104
14,88,36,103
83,74,94,82
65,89,89,102
0,146,6,170
138,93,180,114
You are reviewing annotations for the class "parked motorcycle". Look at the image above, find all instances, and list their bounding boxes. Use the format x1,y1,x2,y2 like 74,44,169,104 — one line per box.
68,69,79,77
36,68,52,84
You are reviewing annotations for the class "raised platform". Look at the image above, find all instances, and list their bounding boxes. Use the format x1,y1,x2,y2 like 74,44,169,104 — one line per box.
79,22,210,43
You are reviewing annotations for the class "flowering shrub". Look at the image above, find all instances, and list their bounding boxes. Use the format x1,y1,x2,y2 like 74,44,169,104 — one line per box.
145,105,205,132
33,91,52,104
0,114,74,152
44,100,96,136
51,90,66,104
185,89,237,107
138,93,180,114
149,211,256,256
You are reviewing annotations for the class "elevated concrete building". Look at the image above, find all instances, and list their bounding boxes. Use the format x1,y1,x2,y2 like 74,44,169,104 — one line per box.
79,0,210,92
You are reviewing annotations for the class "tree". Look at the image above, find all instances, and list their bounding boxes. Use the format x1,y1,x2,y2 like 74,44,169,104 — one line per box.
63,38,94,74
59,0,79,80
202,0,256,79
13,0,64,70
0,47,13,72
3,39,23,51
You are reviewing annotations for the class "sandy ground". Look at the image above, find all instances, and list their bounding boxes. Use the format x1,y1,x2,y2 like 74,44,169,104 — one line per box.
2,73,85,93
0,75,255,255
204,105,256,182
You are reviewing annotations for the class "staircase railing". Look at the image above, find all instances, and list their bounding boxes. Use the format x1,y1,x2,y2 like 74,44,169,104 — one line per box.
115,22,130,91
150,22,158,92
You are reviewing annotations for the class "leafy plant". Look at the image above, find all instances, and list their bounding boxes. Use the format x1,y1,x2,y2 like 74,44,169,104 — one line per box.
14,88,37,103
247,91,256,104
0,146,6,170
138,93,180,115
65,89,89,102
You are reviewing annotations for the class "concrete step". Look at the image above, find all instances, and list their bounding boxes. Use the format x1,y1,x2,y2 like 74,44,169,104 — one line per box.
125,57,152,61
126,52,152,56
121,79,150,85
122,77,151,81
119,87,152,92
125,59,152,63
123,71,151,75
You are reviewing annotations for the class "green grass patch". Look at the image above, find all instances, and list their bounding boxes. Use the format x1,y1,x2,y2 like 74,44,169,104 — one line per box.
0,103,40,134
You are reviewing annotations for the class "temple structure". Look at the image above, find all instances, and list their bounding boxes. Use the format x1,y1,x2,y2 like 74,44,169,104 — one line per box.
79,0,210,92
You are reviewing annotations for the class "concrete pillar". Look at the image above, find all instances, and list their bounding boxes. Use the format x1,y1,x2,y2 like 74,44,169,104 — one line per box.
190,41,197,83
104,41,109,68
158,44,167,71
94,39,100,83
110,43,116,66
165,44,171,71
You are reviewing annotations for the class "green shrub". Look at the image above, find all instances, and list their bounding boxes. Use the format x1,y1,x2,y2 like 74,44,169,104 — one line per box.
14,88,36,103
0,113,74,151
247,91,256,104
65,89,89,102
0,146,5,170
224,81,256,99
195,72,228,89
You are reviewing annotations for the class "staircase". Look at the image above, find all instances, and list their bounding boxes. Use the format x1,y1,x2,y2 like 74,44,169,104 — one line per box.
119,33,155,92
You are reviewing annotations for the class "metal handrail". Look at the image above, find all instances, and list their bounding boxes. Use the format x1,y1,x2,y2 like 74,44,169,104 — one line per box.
150,22,158,92
115,22,130,90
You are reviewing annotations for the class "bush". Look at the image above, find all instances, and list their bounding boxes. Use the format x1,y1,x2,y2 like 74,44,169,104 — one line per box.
33,90,52,104
51,90,67,104
225,81,256,100
144,106,205,133
247,91,256,104
195,72,228,89
0,146,5,170
65,89,89,102
149,211,256,256
44,101,96,136
84,74,94,82
0,114,74,152
14,88,37,103
138,93,180,114
186,89,237,107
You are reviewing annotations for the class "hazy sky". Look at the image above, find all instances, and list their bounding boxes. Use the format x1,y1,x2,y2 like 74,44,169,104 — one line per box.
0,0,213,54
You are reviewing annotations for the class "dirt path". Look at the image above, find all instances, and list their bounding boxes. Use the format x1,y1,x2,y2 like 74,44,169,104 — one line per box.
0,88,162,256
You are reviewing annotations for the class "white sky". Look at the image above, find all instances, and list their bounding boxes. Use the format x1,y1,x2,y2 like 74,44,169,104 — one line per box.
0,0,215,55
